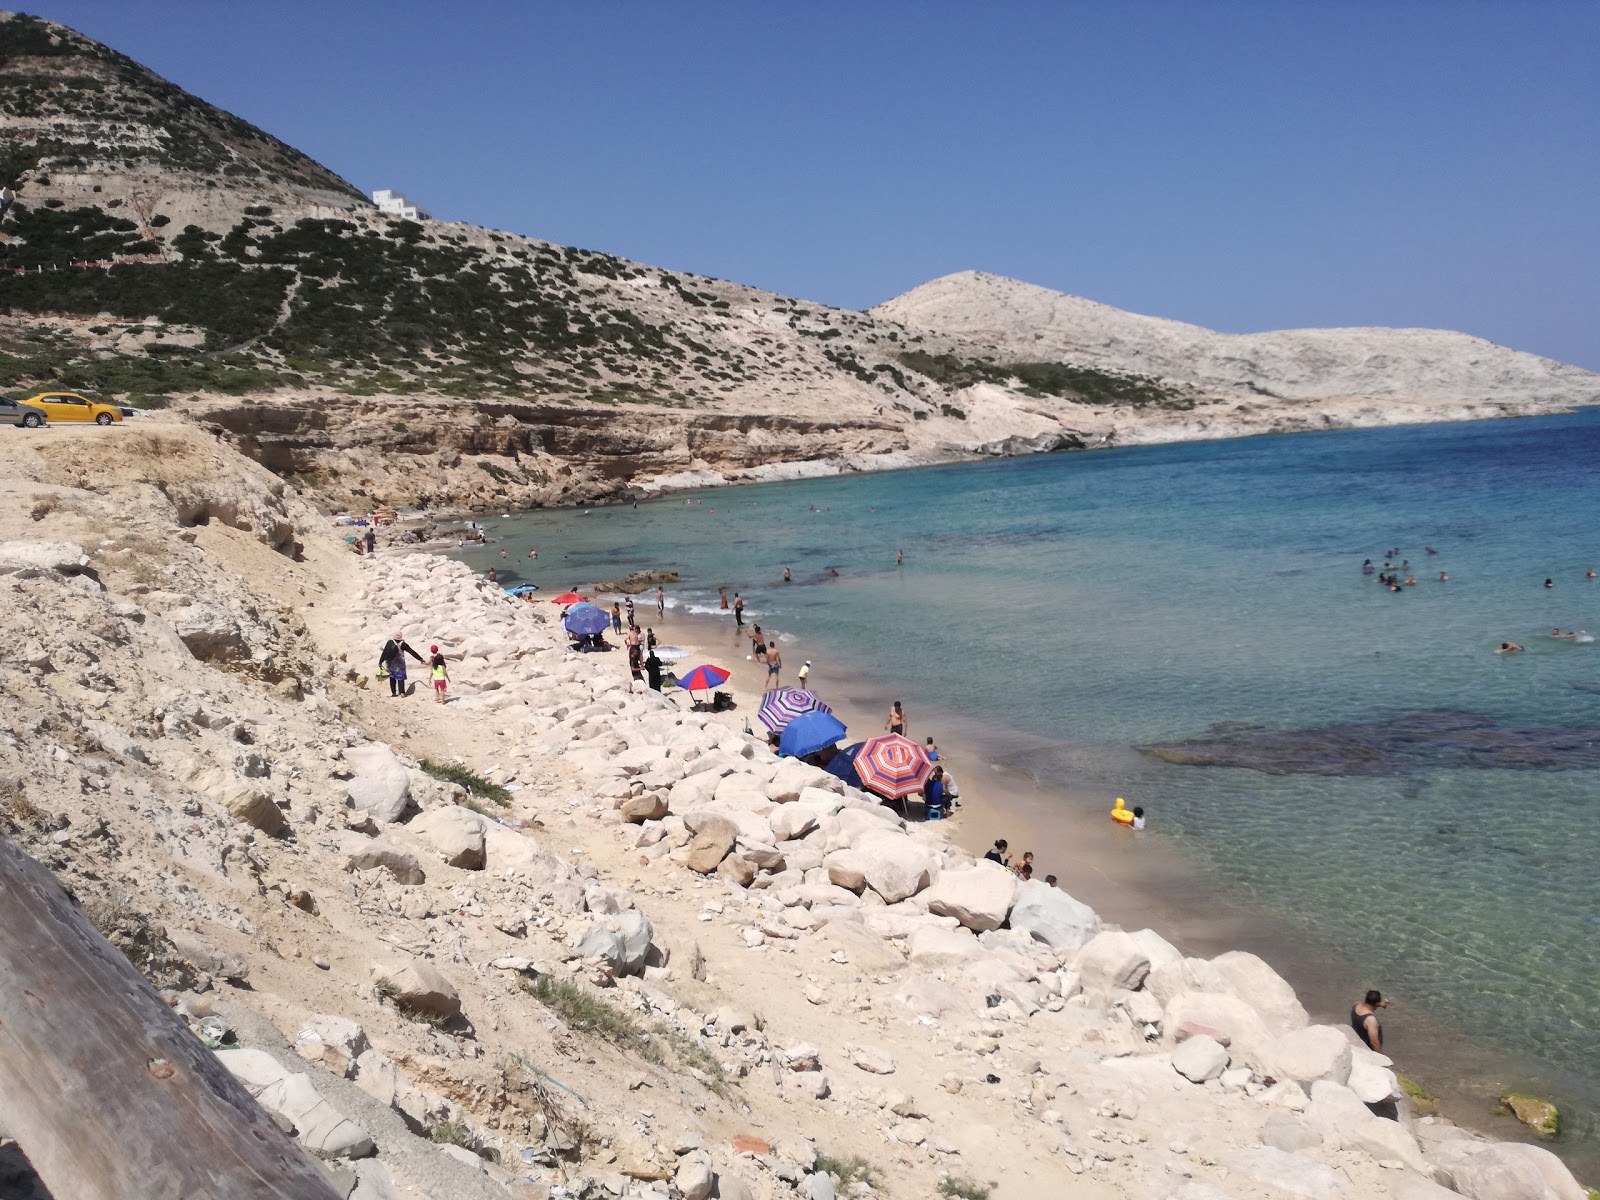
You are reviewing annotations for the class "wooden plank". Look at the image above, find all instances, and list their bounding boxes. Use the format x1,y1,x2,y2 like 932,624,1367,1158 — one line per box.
0,836,342,1199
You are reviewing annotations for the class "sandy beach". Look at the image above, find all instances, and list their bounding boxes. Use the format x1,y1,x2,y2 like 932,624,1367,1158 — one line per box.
594,589,1324,966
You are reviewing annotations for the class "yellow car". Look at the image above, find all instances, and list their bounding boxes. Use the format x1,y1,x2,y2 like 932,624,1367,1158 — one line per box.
22,392,123,425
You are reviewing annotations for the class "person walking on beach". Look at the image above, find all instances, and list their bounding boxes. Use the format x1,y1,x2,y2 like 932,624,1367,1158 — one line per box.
764,640,782,691
1351,990,1389,1053
749,624,765,658
628,640,644,687
656,585,665,616
798,659,811,688
364,525,376,554
378,632,423,698
429,645,450,705
644,651,664,692
611,603,624,635
733,593,745,628
625,596,636,629
886,700,907,737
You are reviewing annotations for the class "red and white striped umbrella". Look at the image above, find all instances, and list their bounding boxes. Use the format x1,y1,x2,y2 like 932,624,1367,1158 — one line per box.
853,734,934,799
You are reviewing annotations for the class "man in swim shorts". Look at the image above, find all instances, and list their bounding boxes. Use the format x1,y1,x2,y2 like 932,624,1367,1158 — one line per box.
764,641,781,690
1496,642,1524,654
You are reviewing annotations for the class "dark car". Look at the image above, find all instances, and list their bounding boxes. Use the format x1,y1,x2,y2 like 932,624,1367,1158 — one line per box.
0,394,48,429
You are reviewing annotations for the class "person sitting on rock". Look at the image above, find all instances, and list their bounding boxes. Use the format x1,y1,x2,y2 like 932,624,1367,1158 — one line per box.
1351,989,1388,1053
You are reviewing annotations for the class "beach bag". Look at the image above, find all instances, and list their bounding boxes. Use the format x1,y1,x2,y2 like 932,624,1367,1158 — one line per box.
712,690,733,712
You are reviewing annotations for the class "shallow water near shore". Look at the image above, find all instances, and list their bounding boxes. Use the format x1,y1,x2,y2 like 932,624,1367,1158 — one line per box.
462,410,1600,1174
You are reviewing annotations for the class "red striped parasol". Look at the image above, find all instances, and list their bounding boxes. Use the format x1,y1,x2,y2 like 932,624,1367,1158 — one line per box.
853,734,934,799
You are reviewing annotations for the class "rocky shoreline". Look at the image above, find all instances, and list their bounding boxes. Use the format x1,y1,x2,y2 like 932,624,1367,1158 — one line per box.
0,421,1589,1200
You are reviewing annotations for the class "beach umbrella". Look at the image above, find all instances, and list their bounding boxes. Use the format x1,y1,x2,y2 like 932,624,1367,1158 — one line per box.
757,687,832,733
676,664,730,694
562,603,610,636
505,583,540,595
653,645,690,661
778,709,847,758
821,742,865,790
551,592,587,605
854,733,934,799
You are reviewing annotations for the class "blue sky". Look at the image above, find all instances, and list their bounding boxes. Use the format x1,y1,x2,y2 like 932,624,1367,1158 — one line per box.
31,1,1600,369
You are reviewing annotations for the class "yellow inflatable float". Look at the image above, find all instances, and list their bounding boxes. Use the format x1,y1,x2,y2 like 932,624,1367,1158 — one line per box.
1110,797,1135,825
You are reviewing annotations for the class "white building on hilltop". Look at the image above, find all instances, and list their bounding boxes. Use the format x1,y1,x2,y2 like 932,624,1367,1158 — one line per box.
371,189,430,221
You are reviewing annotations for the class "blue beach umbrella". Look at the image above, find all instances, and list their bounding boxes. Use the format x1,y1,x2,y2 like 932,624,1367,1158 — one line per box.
778,710,847,758
505,583,540,595
821,741,865,789
562,603,610,636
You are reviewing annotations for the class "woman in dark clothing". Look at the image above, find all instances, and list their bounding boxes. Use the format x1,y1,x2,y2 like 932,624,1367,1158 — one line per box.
379,632,423,697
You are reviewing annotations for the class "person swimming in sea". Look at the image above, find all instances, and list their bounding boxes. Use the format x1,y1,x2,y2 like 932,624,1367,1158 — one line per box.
1362,559,1374,575
1552,629,1578,641
1545,578,1555,589
1496,642,1524,654
1438,572,1449,582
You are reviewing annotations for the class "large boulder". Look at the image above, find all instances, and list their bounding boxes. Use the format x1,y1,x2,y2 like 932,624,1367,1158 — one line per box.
1491,1142,1588,1200
922,864,1018,933
1164,992,1274,1062
225,784,285,835
907,926,984,968
1008,881,1098,952
219,1048,375,1159
1171,1034,1230,1083
767,757,836,802
346,843,425,885
374,960,460,1019
344,745,412,823
0,540,91,577
572,925,627,971
1077,930,1151,993
1425,1139,1559,1200
1346,1057,1399,1104
1264,1025,1353,1088
621,793,668,823
824,849,869,893
1148,957,1235,1007
409,807,485,870
1210,950,1308,1035
614,911,654,975
1305,1080,1427,1173
684,815,737,874
854,831,933,903
479,823,585,910
1129,928,1184,972
770,804,824,842
1221,1145,1350,1200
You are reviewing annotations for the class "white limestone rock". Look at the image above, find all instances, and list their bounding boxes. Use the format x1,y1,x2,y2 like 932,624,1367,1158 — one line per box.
1171,1034,1230,1083
922,863,1018,933
1264,1025,1353,1088
1008,880,1099,952
343,744,412,823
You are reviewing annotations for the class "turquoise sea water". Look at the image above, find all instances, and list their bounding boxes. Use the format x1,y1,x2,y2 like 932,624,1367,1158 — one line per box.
464,411,1600,1170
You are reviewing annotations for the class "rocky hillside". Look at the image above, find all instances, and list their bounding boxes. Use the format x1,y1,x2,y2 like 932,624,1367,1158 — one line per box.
1,418,1591,1200
872,271,1600,408
2,13,1595,513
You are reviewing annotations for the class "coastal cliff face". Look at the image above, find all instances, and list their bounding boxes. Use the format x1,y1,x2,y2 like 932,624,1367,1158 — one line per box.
3,11,1597,515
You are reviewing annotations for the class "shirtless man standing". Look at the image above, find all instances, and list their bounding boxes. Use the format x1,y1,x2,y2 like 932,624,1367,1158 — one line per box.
764,641,782,691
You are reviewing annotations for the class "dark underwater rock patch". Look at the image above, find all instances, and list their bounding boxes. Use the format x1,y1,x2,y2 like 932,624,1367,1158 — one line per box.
1141,710,1600,775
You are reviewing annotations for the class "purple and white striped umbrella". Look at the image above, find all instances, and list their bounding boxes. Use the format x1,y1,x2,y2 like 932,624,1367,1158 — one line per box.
757,687,832,732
